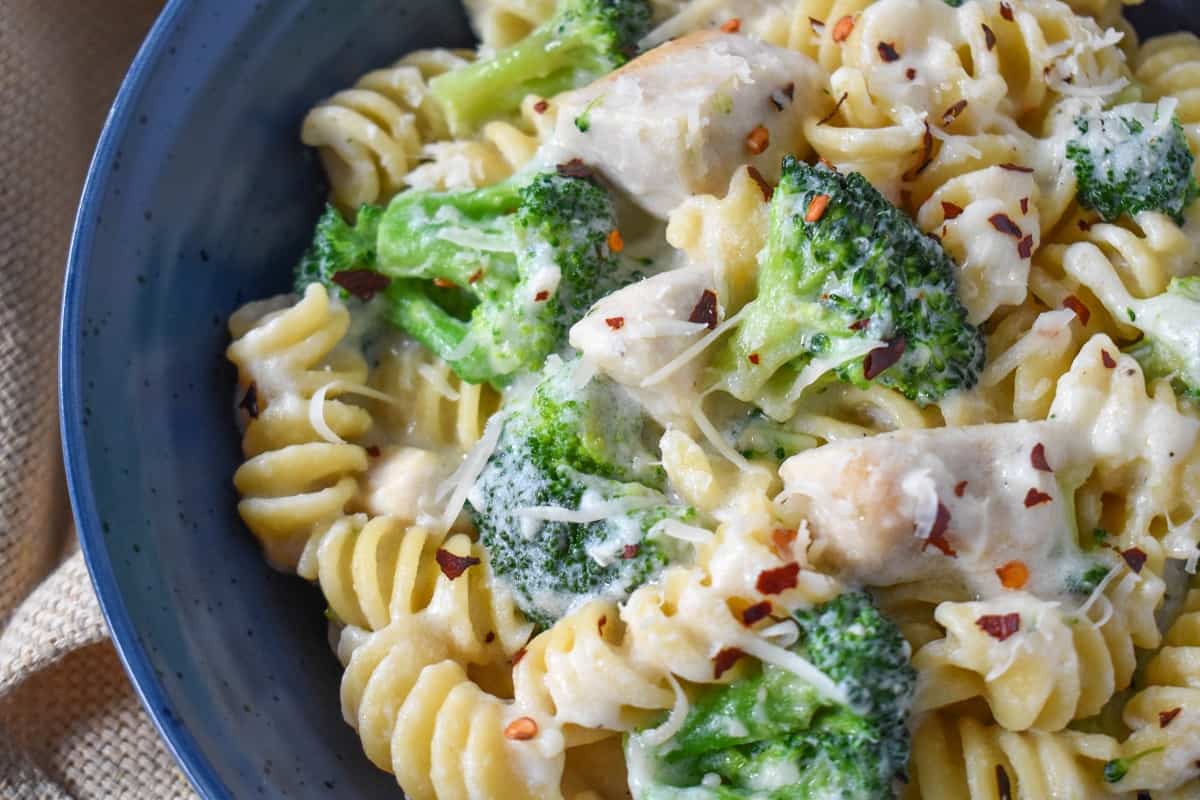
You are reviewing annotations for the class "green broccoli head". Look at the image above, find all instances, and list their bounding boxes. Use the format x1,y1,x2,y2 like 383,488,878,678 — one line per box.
293,170,631,387
628,591,915,800
429,0,652,134
715,158,984,418
469,358,691,628
294,204,383,295
1066,100,1200,224
1124,276,1200,400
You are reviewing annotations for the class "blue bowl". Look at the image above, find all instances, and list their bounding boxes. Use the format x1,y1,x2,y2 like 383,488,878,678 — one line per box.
60,1,1200,798
61,1,471,796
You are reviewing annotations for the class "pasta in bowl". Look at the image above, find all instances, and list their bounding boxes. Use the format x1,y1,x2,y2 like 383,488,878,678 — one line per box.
226,0,1200,796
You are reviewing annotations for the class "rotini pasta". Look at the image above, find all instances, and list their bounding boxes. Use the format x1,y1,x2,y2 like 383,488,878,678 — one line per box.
301,49,471,212
907,712,1120,799
227,284,371,570
229,1,1200,796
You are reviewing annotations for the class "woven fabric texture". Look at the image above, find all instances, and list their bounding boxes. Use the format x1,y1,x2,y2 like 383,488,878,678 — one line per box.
0,0,195,796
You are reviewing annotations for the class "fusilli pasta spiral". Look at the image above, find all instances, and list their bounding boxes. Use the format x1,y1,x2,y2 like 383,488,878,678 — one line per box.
301,49,472,212
227,284,371,570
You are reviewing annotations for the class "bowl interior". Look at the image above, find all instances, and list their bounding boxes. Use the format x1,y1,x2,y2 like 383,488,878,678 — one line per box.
63,1,470,796
63,1,1200,798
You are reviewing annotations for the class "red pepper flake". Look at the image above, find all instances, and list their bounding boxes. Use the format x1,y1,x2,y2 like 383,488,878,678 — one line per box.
748,352,761,365
433,277,456,288
746,165,774,201
988,213,1022,238
999,163,1034,173
713,647,745,679
976,612,1020,641
942,99,968,126
863,337,907,380
1000,2,1014,21
849,318,871,331
504,717,539,740
556,158,594,179
923,503,956,557
1030,443,1052,472
996,560,1029,589
239,382,260,418
1024,488,1052,507
954,480,968,497
768,82,795,111
996,765,1013,800
1063,295,1091,326
435,548,481,580
534,290,550,302
741,601,773,626
745,125,770,155
512,647,527,665
832,14,855,42
817,92,850,126
533,99,549,114
332,269,392,301
983,23,997,50
906,67,917,80
805,194,832,222
719,17,741,32
1101,350,1117,369
771,528,798,558
468,268,484,284
1017,235,1034,260
809,17,825,35
622,544,639,559
597,614,608,636
605,316,625,330
485,631,496,643
365,444,381,458
1019,197,1030,215
607,229,625,253
1078,218,1093,232
756,562,801,595
689,289,720,329
878,41,901,62
1121,547,1147,574
902,123,934,182
1159,707,1182,728
942,201,964,220
818,157,839,172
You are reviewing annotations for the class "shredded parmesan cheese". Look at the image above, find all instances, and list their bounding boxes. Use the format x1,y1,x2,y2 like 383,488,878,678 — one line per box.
638,674,690,746
641,306,748,388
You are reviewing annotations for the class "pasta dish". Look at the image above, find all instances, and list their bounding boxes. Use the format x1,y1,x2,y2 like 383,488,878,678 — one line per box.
225,0,1200,796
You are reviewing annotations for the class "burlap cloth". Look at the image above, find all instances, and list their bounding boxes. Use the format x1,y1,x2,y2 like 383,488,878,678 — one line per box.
0,1,195,797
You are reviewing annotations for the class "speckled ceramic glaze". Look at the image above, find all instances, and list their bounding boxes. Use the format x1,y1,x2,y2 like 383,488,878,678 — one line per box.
59,1,1200,798
61,1,470,797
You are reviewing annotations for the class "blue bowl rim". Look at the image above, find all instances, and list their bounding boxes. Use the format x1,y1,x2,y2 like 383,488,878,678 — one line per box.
58,0,223,796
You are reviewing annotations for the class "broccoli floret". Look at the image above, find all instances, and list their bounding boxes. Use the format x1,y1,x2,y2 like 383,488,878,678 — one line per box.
1066,100,1200,224
294,170,630,386
714,158,984,418
628,591,915,800
429,0,652,134
1123,276,1200,400
294,204,383,295
469,358,692,628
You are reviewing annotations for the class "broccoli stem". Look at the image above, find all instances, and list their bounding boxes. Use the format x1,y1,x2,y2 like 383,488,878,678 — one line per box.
430,26,595,135
383,281,494,384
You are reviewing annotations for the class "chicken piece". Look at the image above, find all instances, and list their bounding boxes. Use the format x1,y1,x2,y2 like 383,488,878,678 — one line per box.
569,263,719,431
362,445,448,521
777,421,1093,596
549,30,828,218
